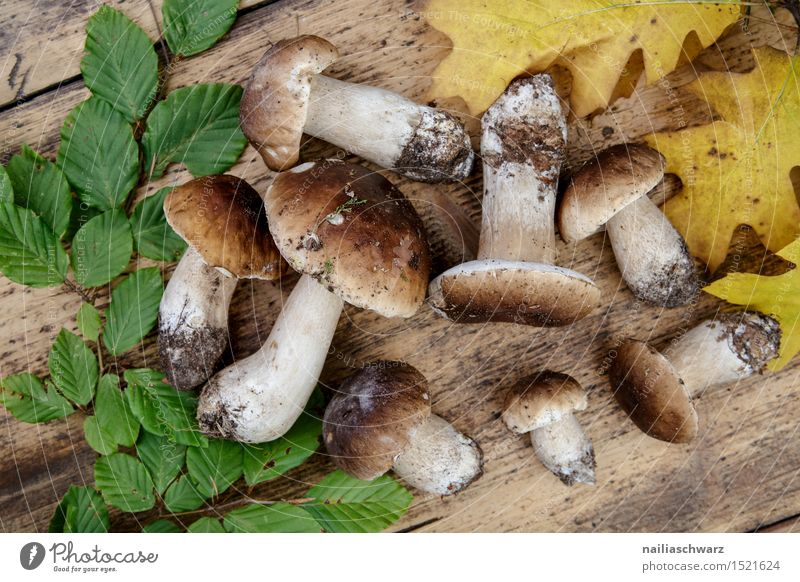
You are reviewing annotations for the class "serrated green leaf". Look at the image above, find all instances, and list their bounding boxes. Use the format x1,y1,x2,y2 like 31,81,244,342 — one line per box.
65,205,102,241
94,453,156,513
242,411,321,486
186,439,243,498
187,516,225,533
0,373,73,423
76,303,102,342
5,145,72,238
0,203,68,287
95,374,139,447
142,519,182,533
102,267,163,355
163,0,239,57
84,415,118,455
124,369,207,447
49,486,109,533
135,430,186,495
48,328,98,405
163,474,207,512
81,5,158,122
142,83,246,178
224,503,321,533
57,98,139,211
130,187,187,261
0,165,12,203
71,209,132,287
302,471,413,533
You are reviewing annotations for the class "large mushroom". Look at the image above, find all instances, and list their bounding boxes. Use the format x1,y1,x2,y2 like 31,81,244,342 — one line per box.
609,311,781,443
240,35,474,183
158,175,284,391
197,160,430,443
558,143,700,307
502,372,596,486
324,362,483,495
427,75,601,325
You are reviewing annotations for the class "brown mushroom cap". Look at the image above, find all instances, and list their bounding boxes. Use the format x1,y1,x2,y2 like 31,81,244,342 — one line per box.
265,160,431,318
240,35,339,171
428,259,601,326
502,371,587,434
609,340,698,443
559,144,666,243
164,175,284,280
323,362,431,480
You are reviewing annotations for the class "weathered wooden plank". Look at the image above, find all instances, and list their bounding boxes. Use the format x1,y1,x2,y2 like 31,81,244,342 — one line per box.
1,1,799,533
758,515,800,533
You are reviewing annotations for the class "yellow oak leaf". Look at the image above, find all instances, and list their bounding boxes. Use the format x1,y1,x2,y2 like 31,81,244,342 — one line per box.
704,237,800,370
425,0,739,116
646,47,800,272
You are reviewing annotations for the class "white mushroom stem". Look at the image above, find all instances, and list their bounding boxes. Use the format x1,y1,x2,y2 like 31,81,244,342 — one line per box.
304,75,473,182
391,414,483,496
530,414,596,486
197,274,343,442
158,247,238,391
606,195,697,307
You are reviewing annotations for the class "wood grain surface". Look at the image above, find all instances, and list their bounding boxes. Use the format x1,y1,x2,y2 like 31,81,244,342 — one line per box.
1,0,799,533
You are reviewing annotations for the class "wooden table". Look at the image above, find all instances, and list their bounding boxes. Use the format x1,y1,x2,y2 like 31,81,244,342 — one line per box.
1,0,799,533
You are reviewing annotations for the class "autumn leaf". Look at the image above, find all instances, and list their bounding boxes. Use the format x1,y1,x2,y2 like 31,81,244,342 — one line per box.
646,47,800,272
704,237,800,371
425,0,739,116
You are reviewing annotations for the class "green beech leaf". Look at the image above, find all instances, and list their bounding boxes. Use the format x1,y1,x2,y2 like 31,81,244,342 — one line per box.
124,369,207,447
242,411,321,486
224,503,321,533
81,5,158,122
49,486,109,533
102,268,163,356
142,83,246,178
71,209,133,287
301,471,413,533
163,474,207,512
142,519,182,533
0,373,73,423
94,453,156,513
163,0,239,57
0,165,12,203
48,328,98,405
135,430,186,495
5,145,72,237
130,187,187,261
84,416,118,455
95,374,139,447
76,303,102,342
57,98,139,211
187,517,225,533
65,205,102,241
0,203,68,287
186,439,243,498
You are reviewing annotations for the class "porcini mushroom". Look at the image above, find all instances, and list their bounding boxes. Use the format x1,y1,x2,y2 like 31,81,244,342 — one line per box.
240,35,474,183
558,143,700,307
324,361,483,495
502,372,596,486
158,175,284,391
609,311,781,443
427,75,601,325
197,160,430,442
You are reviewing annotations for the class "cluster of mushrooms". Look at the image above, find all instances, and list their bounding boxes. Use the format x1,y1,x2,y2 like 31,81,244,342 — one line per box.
156,35,781,496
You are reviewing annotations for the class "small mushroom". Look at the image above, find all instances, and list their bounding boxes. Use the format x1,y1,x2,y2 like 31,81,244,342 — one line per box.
609,311,781,443
197,161,430,443
324,362,483,495
502,372,596,486
558,143,700,307
240,35,474,183
428,75,601,325
158,175,284,391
